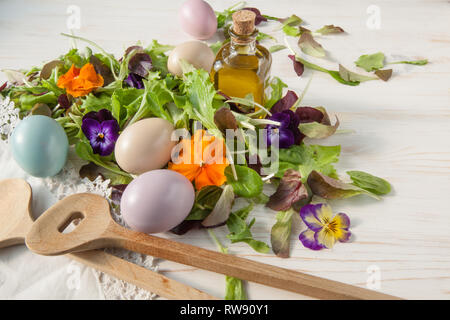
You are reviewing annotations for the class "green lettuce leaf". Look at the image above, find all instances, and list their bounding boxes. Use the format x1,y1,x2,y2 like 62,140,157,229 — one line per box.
355,52,385,72
347,170,392,195
265,77,288,109
270,209,295,258
338,64,378,82
298,32,325,58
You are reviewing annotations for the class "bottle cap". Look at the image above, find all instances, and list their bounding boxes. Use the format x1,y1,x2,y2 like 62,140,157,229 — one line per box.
232,10,256,35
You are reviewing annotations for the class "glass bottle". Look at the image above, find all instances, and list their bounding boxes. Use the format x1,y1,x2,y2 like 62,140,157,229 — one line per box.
210,10,272,105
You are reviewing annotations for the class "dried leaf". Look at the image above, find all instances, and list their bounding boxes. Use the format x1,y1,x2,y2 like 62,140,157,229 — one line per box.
90,55,114,85
271,90,298,113
298,116,340,139
266,169,308,211
307,170,379,200
315,25,345,35
339,64,377,82
375,69,393,81
298,32,325,58
40,60,64,80
288,55,304,76
214,107,238,133
128,53,152,78
270,210,294,258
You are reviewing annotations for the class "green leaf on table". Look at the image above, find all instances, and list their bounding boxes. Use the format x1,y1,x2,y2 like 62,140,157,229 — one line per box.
269,45,287,53
298,32,325,58
347,170,392,195
265,77,288,109
355,52,385,72
270,209,295,258
282,25,300,37
225,275,246,300
256,32,276,42
389,59,428,66
375,69,393,81
291,55,360,86
315,25,345,35
338,64,378,82
277,144,341,181
279,14,303,27
225,165,263,198
307,170,380,200
226,205,270,254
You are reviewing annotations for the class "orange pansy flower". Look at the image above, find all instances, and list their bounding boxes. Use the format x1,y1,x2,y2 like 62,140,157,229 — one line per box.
57,63,104,98
168,130,229,190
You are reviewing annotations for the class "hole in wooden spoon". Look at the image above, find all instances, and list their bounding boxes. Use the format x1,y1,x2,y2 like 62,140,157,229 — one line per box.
58,212,84,234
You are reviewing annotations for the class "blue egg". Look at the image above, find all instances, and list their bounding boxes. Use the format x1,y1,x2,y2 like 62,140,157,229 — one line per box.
10,115,69,177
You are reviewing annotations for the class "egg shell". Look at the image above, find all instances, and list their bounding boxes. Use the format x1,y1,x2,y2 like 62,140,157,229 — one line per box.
120,169,195,234
10,115,68,177
179,0,217,40
115,118,177,175
167,41,215,77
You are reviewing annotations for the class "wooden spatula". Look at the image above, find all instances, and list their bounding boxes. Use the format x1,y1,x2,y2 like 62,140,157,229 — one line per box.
26,192,401,300
0,179,215,300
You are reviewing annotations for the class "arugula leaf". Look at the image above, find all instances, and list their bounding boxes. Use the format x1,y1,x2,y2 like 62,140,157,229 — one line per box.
298,32,325,58
225,165,263,198
277,144,340,181
227,206,270,254
208,229,246,300
355,52,385,72
270,209,295,258
347,170,391,195
388,59,428,66
19,92,57,110
186,186,223,221
291,55,360,86
269,45,287,53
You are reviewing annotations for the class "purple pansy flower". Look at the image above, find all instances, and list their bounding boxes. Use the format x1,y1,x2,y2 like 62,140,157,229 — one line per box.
125,73,144,89
299,203,352,250
266,110,302,148
81,109,119,156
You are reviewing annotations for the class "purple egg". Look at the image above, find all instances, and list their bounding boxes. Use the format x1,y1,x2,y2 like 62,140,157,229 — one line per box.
120,170,195,234
179,0,217,40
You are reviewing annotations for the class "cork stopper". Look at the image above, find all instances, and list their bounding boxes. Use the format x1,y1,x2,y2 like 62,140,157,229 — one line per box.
232,10,256,35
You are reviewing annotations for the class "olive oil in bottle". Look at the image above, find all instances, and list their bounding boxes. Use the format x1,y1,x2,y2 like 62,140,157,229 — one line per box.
210,10,272,105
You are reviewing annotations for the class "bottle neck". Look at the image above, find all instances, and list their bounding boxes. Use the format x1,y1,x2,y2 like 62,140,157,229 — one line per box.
229,28,257,55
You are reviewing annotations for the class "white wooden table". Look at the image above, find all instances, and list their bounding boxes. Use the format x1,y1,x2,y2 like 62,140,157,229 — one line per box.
1,0,449,300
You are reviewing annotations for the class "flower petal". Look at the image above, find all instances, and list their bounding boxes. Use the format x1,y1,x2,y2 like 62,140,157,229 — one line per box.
204,164,228,187
335,229,352,243
315,203,333,225
195,168,216,190
168,162,200,182
299,229,324,250
81,118,101,141
101,120,119,142
332,212,351,230
299,203,325,232
315,227,336,249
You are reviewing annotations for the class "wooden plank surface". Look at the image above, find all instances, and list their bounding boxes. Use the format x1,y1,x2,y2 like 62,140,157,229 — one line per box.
0,0,449,299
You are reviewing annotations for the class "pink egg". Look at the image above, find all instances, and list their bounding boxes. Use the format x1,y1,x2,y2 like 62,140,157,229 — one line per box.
179,0,217,40
120,170,195,234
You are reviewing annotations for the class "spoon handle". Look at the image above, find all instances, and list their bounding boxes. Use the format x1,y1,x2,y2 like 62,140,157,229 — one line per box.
109,224,400,300
69,250,216,300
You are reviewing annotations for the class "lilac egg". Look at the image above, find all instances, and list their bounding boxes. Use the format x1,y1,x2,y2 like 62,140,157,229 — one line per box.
120,170,195,234
179,0,217,40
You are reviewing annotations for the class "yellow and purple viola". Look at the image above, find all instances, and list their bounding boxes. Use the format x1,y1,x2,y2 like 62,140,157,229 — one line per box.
299,203,352,250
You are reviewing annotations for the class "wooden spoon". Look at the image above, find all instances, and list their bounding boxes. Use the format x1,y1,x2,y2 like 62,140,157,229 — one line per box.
26,192,401,300
0,179,215,300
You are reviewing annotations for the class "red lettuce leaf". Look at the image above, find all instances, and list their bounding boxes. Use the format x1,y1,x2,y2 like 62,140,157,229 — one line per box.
288,54,304,76
266,169,308,211
271,90,298,113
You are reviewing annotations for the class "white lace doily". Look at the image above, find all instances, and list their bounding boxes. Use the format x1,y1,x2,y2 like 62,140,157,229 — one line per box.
0,96,158,300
